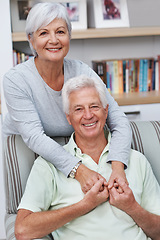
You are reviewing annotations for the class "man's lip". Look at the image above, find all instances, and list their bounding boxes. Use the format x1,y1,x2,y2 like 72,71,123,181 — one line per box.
82,121,97,127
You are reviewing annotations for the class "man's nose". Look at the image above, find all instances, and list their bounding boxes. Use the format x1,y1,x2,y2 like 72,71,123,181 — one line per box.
83,108,93,119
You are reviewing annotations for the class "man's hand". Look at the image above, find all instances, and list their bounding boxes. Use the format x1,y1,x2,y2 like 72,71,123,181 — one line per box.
75,164,107,194
109,178,136,213
108,161,128,193
82,178,109,210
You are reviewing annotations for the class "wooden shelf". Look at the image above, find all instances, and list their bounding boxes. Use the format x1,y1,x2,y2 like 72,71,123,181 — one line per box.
12,26,160,42
1,91,159,114
112,91,160,106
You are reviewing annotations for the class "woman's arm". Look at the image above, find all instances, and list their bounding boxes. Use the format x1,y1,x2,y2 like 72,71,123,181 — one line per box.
3,71,79,176
88,67,132,167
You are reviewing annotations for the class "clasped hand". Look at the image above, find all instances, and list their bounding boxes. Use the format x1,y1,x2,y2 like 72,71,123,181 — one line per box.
83,177,135,214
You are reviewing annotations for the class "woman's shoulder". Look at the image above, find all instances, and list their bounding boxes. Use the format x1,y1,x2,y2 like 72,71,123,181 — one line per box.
64,58,90,71
4,57,34,78
64,58,99,80
3,57,35,86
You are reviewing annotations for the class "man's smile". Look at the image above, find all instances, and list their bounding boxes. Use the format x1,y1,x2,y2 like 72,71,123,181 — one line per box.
82,121,98,127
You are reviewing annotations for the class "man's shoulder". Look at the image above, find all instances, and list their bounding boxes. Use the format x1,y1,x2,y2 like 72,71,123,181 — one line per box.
129,149,150,173
33,156,57,174
130,149,147,164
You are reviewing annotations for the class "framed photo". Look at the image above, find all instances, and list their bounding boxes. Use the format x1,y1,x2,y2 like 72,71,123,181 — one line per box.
10,0,87,32
92,0,130,28
53,0,87,30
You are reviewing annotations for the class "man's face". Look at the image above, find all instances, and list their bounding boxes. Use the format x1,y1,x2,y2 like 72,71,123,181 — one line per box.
66,87,108,141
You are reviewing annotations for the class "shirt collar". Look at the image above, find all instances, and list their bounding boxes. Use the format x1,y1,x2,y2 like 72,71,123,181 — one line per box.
66,129,111,158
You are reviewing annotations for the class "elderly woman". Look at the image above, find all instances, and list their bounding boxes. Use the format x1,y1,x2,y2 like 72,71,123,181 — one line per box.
3,2,131,192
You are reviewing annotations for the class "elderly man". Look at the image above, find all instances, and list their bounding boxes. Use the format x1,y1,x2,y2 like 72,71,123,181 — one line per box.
15,75,160,240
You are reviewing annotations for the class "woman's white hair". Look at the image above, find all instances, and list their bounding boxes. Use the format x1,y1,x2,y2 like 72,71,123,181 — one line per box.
62,75,108,114
25,2,72,56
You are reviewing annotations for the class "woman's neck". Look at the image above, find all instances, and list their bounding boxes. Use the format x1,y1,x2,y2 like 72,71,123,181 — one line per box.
35,57,64,91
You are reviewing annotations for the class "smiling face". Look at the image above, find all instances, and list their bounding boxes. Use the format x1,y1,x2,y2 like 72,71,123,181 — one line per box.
29,18,70,63
66,87,108,142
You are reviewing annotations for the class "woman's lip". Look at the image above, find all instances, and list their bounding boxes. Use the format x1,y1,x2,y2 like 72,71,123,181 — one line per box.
47,47,62,51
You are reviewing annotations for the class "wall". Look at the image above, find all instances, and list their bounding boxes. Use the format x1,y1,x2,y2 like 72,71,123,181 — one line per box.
0,0,13,238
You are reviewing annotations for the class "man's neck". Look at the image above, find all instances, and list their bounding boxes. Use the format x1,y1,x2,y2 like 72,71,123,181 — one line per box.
75,133,108,164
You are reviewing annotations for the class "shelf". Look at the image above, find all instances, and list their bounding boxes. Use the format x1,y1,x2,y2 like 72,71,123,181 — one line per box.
12,26,160,42
112,91,160,106
1,91,159,114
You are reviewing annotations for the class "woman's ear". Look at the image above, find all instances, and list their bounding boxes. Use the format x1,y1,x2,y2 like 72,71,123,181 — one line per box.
105,104,109,119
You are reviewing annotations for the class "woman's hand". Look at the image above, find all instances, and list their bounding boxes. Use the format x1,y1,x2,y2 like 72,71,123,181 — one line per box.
75,164,107,194
108,161,128,193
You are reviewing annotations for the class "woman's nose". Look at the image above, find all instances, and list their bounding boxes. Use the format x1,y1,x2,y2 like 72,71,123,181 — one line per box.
48,33,58,44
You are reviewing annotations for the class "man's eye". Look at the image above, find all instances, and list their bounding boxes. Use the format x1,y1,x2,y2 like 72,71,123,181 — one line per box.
91,105,99,109
75,108,82,112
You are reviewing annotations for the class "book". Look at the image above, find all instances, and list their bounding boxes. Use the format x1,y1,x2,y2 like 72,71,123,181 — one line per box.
147,58,154,91
113,60,119,94
92,60,107,85
139,59,144,92
157,55,160,90
118,60,124,93
92,56,157,94
143,59,148,92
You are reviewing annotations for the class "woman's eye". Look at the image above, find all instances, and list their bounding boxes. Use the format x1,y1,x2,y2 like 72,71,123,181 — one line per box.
57,30,65,34
39,31,47,36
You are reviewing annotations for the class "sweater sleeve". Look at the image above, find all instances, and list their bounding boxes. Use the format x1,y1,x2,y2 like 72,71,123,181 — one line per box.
86,65,132,167
3,71,79,177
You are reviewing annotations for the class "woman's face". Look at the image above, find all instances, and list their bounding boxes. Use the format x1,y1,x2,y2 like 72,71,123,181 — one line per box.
29,18,70,63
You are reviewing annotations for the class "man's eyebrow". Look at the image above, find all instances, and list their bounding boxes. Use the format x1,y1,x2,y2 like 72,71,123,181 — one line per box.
73,104,83,108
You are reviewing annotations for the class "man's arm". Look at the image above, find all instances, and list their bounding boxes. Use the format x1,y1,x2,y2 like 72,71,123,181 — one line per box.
15,179,108,240
109,179,160,240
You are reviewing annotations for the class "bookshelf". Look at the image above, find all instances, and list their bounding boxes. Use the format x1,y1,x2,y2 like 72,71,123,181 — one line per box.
0,91,159,114
11,27,160,110
12,26,160,42
112,91,160,106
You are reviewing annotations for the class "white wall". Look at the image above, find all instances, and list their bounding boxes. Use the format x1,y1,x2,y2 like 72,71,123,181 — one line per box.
0,0,13,238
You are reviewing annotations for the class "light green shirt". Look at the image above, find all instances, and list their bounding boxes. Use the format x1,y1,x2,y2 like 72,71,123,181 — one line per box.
18,133,160,240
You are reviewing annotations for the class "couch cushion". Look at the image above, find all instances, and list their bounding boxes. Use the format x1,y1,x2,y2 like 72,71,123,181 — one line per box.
130,121,160,184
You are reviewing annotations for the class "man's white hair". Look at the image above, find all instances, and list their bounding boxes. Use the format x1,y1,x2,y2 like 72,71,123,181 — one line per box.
62,75,108,114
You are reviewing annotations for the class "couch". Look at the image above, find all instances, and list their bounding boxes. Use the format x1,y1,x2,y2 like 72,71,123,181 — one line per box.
3,121,160,240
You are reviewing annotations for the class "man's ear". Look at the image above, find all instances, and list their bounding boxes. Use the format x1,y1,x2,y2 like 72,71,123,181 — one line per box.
66,114,72,125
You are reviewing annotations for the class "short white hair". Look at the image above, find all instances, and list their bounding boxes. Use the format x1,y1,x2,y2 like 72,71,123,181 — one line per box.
62,75,108,114
25,2,72,56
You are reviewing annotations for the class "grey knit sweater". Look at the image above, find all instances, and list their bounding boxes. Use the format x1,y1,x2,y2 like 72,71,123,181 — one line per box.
3,57,131,176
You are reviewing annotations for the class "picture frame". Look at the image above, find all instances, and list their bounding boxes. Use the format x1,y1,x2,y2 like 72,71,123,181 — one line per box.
10,0,87,32
92,0,130,28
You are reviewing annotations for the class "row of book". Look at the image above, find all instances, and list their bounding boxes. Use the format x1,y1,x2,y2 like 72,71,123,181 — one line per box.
13,49,33,66
92,57,160,93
